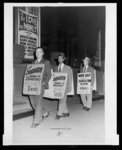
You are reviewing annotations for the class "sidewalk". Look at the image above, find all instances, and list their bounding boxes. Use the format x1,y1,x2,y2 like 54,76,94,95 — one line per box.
13,92,104,120
13,99,105,145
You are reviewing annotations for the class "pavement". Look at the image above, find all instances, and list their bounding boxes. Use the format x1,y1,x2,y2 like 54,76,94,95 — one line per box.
12,95,105,145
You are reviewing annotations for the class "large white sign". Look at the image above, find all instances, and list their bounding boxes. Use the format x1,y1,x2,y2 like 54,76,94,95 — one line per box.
53,73,68,99
77,72,91,94
43,70,74,99
17,7,40,59
43,72,68,99
23,64,44,95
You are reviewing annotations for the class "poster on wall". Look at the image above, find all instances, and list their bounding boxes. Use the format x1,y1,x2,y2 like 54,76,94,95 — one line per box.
77,72,91,94
17,7,40,59
23,64,44,95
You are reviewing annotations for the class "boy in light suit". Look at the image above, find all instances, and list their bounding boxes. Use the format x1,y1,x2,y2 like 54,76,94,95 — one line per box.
80,57,95,111
54,53,73,120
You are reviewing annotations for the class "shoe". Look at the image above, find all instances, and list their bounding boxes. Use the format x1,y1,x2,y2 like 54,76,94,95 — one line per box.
62,113,70,117
85,108,90,111
83,106,86,110
55,115,62,120
31,123,40,128
42,112,50,121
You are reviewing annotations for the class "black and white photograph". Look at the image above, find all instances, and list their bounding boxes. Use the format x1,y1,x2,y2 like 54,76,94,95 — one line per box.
4,3,118,145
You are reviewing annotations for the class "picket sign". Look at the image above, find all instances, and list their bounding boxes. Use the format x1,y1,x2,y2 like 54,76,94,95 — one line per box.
77,72,91,94
53,72,68,99
23,66,74,98
23,64,44,95
43,70,74,99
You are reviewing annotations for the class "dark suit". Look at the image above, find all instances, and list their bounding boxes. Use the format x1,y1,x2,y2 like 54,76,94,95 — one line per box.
54,64,73,116
29,58,51,124
80,65,95,108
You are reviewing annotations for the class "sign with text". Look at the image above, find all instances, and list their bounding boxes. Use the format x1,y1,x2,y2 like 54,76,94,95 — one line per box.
44,71,74,99
53,73,68,99
17,7,40,59
23,64,44,95
77,72,91,94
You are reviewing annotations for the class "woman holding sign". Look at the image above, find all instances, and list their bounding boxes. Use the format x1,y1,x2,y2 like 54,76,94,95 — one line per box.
29,47,51,128
54,53,73,120
80,57,95,111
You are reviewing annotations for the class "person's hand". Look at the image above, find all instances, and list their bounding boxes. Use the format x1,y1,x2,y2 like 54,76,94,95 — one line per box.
43,82,49,89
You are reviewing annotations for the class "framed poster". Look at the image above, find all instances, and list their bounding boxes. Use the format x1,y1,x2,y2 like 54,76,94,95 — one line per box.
17,7,40,59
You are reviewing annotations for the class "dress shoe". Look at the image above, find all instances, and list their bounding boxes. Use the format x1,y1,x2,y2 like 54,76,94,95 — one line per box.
62,113,70,117
55,115,62,120
42,112,50,121
85,108,90,111
31,123,40,128
83,106,87,110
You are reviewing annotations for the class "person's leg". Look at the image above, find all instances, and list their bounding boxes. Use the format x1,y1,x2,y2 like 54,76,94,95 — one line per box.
33,94,43,124
33,86,45,124
29,93,47,115
62,94,69,114
80,94,87,108
62,94,70,117
86,94,92,109
32,86,50,126
86,90,93,109
29,95,36,110
56,93,69,117
41,87,50,119
41,101,50,119
57,98,64,116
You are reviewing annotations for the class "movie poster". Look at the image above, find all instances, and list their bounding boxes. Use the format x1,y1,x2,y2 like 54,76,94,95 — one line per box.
17,7,40,59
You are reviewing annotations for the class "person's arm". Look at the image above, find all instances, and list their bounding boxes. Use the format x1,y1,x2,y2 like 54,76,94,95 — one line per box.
43,60,52,89
67,66,73,93
91,67,95,87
